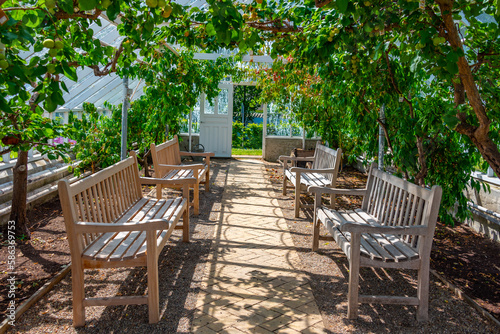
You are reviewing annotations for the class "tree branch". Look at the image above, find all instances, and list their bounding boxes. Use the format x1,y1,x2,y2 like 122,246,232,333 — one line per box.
247,20,301,33
436,0,490,140
0,148,11,156
383,50,414,118
315,0,334,8
359,92,395,154
4,6,102,20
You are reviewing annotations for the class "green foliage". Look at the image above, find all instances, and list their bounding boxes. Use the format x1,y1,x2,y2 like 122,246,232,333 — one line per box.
69,103,120,176
232,121,263,149
233,85,262,124
127,50,239,155
235,0,500,225
232,121,245,148
1,0,500,230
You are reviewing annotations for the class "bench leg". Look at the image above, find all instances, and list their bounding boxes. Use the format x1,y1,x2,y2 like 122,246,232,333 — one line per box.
347,233,361,319
147,231,160,324
330,193,336,209
294,174,301,218
194,183,199,215
71,262,86,327
312,215,320,251
182,185,190,243
282,172,287,195
416,259,430,321
205,168,210,192
156,184,162,200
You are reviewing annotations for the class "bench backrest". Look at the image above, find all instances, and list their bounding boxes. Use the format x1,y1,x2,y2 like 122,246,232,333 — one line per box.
150,135,181,178
311,142,342,183
58,156,143,252
361,163,442,250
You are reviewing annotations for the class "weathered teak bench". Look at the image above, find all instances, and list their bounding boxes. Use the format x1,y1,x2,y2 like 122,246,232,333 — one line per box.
58,152,195,327
151,135,214,215
309,162,442,321
280,142,342,218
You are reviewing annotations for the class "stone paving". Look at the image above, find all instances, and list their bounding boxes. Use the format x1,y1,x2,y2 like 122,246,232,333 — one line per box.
192,159,325,333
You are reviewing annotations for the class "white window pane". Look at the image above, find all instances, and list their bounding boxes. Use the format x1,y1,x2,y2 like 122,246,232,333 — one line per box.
218,89,228,115
204,95,215,114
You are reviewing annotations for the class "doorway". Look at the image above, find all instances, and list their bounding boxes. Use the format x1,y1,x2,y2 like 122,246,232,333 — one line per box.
199,83,233,158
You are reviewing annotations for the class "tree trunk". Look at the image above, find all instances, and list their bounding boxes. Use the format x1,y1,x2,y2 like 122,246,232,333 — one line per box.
437,0,500,176
415,136,428,187
7,150,31,240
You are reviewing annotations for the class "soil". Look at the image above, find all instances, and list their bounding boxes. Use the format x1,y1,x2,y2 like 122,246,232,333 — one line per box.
0,163,499,326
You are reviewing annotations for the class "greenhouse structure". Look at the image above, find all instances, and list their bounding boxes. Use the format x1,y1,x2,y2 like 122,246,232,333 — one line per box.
0,1,499,333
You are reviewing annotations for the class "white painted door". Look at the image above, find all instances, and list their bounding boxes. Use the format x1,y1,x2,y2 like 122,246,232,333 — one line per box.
200,83,233,157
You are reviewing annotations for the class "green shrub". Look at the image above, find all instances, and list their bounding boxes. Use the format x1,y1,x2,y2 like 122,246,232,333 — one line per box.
232,122,263,149
69,103,121,176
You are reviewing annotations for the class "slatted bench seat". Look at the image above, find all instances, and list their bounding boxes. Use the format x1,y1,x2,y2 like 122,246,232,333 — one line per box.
58,152,195,327
309,162,442,321
151,135,215,215
280,142,342,218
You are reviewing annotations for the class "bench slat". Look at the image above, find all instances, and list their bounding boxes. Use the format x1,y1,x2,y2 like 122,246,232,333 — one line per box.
136,199,186,255
322,210,385,262
82,198,149,259
99,198,182,261
302,173,330,187
284,169,296,187
339,211,397,262
84,198,179,261
349,210,419,261
123,197,183,259
108,199,171,260
318,208,354,258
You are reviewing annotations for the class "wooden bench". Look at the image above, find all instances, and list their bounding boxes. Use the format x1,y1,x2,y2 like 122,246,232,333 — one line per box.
280,142,342,218
309,162,442,321
151,135,214,215
58,152,195,327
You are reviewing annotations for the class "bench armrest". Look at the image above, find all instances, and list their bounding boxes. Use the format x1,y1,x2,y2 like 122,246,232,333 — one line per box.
339,223,429,235
308,186,367,197
279,155,315,169
158,163,204,170
74,219,173,233
279,155,315,162
290,167,336,174
180,151,215,157
139,176,196,185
